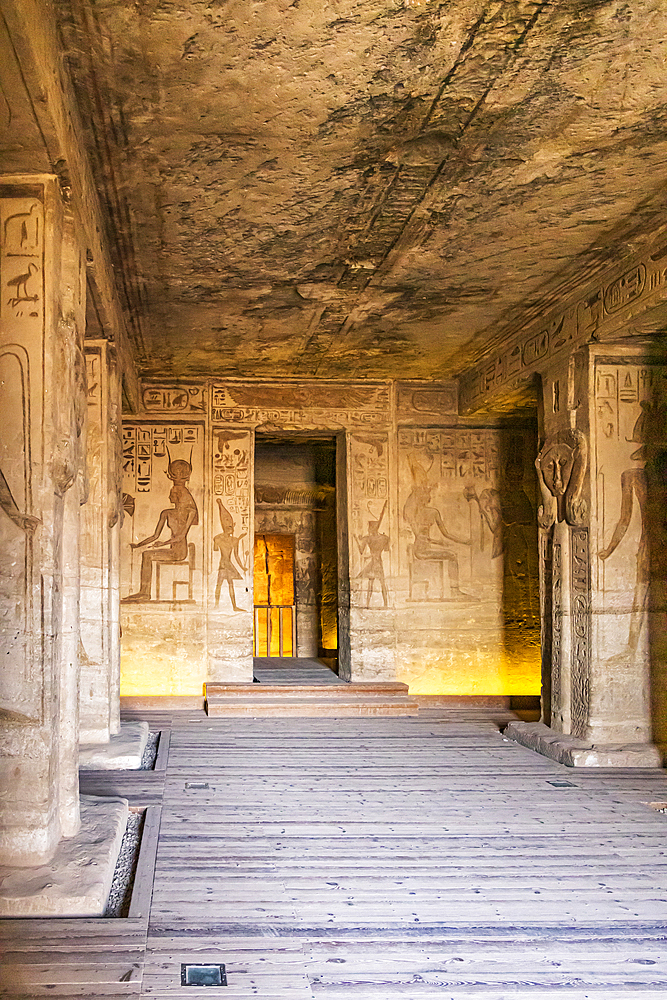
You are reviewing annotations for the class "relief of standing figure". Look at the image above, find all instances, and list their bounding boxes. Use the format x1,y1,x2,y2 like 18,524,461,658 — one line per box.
213,498,247,611
598,402,666,652
355,500,389,608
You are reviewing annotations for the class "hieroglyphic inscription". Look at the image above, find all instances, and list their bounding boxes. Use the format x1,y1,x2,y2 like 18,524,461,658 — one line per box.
570,527,591,738
0,188,44,711
211,382,390,429
539,528,553,717
595,364,660,442
396,381,457,420
398,428,499,480
212,427,251,548
551,541,562,716
122,424,199,493
460,240,667,413
142,384,205,413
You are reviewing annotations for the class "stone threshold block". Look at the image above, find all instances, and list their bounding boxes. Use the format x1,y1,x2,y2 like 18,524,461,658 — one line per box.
79,721,149,770
0,795,128,917
505,721,663,768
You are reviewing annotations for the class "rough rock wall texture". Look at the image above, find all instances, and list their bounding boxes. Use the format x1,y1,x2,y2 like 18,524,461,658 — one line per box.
54,0,667,381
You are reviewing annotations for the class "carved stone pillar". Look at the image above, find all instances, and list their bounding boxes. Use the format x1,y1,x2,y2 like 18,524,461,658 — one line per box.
80,340,122,742
508,344,664,765
206,420,254,682
347,429,397,680
589,347,665,747
0,176,87,862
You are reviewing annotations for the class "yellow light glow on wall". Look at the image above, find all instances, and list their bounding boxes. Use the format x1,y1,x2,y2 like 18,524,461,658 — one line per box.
253,534,296,656
120,609,207,696
397,647,541,696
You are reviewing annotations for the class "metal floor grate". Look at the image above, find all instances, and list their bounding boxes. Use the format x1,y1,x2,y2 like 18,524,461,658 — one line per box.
181,964,227,987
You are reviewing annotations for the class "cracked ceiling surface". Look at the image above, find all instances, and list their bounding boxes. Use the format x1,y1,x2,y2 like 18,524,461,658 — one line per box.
58,0,667,381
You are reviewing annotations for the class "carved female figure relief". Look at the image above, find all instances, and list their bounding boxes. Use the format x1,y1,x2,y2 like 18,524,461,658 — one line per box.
535,428,588,527
403,453,471,598
598,400,667,652
122,453,198,603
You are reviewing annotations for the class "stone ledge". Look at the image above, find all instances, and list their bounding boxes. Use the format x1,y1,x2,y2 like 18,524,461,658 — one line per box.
120,695,205,711
0,795,128,917
79,721,149,770
505,721,663,768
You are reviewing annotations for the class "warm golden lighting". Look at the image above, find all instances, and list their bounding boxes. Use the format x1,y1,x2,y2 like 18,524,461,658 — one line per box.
397,648,541,696
253,534,296,656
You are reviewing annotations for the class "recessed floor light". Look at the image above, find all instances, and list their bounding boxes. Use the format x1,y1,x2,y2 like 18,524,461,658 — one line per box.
181,964,227,987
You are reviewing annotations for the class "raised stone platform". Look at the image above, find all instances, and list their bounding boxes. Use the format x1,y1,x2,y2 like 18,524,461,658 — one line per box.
0,795,128,917
205,681,419,717
79,721,150,770
505,720,663,768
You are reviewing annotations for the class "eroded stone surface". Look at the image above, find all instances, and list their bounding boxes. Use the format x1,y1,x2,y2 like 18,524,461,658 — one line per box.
54,0,667,381
0,795,128,916
79,722,150,771
506,720,663,768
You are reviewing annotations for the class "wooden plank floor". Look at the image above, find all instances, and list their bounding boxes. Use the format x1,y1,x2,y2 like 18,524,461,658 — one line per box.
4,709,667,997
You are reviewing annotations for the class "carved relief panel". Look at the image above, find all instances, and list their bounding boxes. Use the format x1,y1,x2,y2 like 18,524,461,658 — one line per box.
398,427,510,602
210,381,390,431
595,362,666,666
120,423,204,606
211,427,252,613
0,187,44,717
350,432,390,609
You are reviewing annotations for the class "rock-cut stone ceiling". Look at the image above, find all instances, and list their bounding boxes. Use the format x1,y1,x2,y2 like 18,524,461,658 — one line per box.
57,0,667,381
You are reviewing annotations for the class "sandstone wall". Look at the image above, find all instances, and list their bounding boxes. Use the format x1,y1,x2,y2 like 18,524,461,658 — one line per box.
120,378,541,696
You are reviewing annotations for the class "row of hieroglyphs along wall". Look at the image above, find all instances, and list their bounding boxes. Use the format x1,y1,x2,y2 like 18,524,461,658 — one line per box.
119,379,541,697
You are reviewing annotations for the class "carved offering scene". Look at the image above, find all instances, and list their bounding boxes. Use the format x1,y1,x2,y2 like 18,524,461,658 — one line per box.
254,436,338,665
120,422,206,696
397,426,540,697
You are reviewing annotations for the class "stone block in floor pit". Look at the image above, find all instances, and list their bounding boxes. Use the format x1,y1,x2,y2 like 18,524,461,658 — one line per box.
0,795,128,916
505,721,663,767
79,721,149,770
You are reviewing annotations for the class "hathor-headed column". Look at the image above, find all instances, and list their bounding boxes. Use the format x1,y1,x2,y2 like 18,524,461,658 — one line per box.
512,344,664,766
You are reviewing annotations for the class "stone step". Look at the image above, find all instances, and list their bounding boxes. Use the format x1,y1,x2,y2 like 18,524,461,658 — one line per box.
206,681,410,698
205,696,419,717
205,681,418,717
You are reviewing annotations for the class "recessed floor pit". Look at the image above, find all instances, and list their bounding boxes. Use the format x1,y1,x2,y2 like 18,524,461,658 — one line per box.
181,964,227,987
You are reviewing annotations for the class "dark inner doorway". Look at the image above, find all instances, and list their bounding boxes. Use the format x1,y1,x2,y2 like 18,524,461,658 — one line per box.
254,436,338,674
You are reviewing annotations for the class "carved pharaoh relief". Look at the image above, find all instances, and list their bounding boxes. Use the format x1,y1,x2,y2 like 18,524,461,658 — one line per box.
535,428,588,529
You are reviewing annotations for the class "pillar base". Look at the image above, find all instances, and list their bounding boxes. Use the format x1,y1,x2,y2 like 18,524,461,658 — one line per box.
79,721,149,770
0,795,128,916
505,721,663,768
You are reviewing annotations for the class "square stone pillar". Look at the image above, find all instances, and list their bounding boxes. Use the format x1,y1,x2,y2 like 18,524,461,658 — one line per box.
347,429,397,680
79,340,122,742
0,176,87,862
206,422,254,682
509,344,664,766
